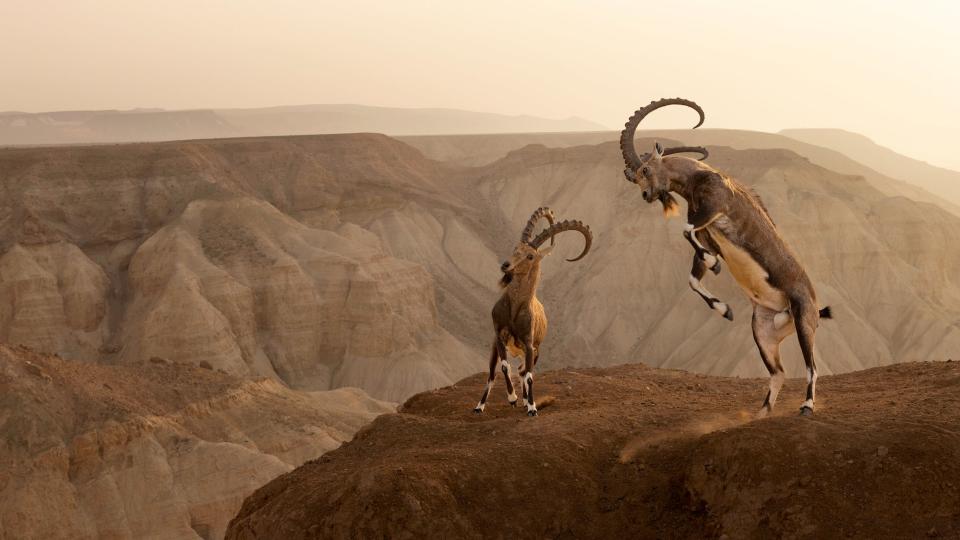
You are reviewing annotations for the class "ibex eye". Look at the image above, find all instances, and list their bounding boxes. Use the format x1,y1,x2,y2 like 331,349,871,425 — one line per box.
641,167,650,176
527,254,534,260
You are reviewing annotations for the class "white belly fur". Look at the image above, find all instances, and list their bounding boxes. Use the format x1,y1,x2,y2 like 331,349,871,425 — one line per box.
708,228,789,311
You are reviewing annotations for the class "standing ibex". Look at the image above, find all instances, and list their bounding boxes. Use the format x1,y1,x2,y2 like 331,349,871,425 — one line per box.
474,207,592,416
620,98,831,417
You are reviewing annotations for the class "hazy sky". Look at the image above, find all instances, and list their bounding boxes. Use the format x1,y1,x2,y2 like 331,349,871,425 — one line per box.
2,0,959,168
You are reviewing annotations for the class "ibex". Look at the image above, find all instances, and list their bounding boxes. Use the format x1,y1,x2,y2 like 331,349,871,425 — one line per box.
620,98,831,417
474,207,592,416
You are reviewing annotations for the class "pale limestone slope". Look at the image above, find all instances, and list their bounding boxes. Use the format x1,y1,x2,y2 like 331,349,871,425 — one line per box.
0,345,393,540
118,196,473,402
0,135,478,402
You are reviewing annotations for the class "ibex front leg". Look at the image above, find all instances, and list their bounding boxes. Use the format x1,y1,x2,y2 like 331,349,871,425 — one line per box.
474,340,503,413
683,227,721,275
688,253,733,321
521,341,538,416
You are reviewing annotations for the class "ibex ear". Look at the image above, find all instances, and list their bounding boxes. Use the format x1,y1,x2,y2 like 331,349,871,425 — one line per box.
654,142,664,158
538,246,555,257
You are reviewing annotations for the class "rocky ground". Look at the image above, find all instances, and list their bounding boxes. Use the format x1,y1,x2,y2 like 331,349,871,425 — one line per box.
228,359,960,539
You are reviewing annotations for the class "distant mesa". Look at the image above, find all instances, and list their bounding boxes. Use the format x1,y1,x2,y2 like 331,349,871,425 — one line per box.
0,104,608,147
781,128,960,208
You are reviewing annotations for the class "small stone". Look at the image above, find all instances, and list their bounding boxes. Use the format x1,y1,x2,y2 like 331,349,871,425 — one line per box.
23,361,51,381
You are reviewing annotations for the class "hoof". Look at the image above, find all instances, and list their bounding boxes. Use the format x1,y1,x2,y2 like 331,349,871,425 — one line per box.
799,406,813,417
473,407,483,414
723,308,734,321
527,409,538,417
509,400,518,407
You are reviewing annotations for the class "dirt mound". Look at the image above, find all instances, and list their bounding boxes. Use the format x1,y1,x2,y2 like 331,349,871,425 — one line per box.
0,344,393,539
227,360,960,539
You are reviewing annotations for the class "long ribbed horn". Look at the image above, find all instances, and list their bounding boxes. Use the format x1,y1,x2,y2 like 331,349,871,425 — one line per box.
662,145,709,161
521,207,556,246
620,98,705,170
530,220,592,262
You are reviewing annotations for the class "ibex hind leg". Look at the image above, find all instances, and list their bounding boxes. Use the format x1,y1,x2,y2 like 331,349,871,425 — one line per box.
791,298,820,416
498,340,518,406
752,305,793,418
474,342,501,413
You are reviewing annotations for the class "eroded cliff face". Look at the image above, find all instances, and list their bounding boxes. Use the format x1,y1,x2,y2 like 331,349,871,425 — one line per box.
0,243,110,360
118,196,472,401
3,131,960,539
0,135,478,402
0,345,394,539
2,132,960,395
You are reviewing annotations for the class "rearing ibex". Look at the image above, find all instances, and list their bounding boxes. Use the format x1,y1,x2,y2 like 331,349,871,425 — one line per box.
620,98,831,417
474,207,592,416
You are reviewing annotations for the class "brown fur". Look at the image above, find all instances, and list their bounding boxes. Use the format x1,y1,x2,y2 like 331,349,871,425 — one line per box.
629,143,829,416
494,243,549,359
476,211,592,415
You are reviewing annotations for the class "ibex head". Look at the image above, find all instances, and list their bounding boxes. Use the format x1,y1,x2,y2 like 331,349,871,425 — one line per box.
620,98,709,217
500,207,592,286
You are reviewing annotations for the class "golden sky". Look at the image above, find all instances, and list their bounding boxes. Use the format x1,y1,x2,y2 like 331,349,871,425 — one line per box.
2,0,958,169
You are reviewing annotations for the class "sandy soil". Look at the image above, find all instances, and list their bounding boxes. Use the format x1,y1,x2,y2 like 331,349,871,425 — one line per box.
228,360,960,539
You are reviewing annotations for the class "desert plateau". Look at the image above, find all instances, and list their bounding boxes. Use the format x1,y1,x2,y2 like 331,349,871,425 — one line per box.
4,2,960,538
2,124,959,538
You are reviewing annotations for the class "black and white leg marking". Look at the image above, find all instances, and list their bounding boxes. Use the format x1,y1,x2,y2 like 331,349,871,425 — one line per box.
501,359,518,406
684,224,721,274
524,373,536,416
522,341,537,416
689,255,733,321
791,300,820,416
800,365,818,416
474,342,501,413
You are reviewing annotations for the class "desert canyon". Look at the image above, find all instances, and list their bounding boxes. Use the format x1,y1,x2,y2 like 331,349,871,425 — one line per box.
2,107,960,538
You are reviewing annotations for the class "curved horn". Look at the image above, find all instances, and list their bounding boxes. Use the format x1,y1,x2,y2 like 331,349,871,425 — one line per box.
530,219,592,262
620,98,706,170
521,207,556,245
662,145,709,161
